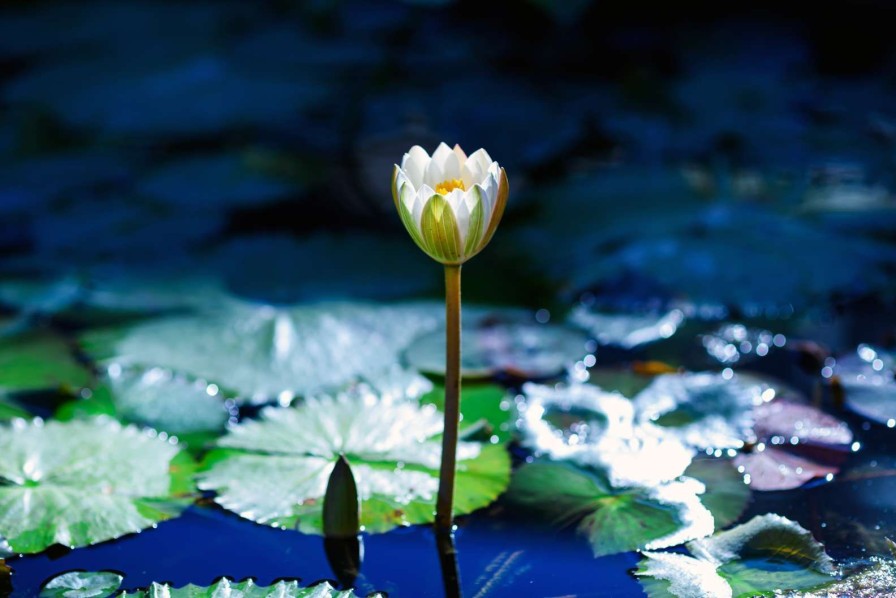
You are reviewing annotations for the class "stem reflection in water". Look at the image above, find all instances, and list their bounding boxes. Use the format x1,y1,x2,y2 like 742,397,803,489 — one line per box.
436,528,462,598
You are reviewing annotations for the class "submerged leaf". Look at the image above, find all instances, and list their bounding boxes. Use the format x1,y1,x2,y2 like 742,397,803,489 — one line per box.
0,418,192,553
637,514,836,598
81,301,444,403
198,390,509,534
507,460,714,557
40,570,124,598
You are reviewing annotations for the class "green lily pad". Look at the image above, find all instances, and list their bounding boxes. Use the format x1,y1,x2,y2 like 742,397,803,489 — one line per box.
198,390,510,534
105,369,232,437
506,460,713,557
39,574,374,598
683,458,750,529
57,370,234,449
0,332,92,394
81,301,444,403
420,383,513,443
40,570,124,598
0,417,195,553
637,514,836,597
123,578,373,597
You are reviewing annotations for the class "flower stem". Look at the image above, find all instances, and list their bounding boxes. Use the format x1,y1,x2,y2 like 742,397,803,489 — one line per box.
436,264,462,531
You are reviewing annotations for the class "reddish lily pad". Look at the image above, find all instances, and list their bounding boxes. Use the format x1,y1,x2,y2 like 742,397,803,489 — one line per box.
754,399,853,447
733,447,838,491
736,397,852,491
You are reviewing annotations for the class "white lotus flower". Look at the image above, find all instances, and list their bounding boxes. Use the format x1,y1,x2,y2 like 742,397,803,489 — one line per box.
392,143,509,265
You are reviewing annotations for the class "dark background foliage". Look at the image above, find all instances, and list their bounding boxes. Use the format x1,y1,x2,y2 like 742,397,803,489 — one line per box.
1,0,895,319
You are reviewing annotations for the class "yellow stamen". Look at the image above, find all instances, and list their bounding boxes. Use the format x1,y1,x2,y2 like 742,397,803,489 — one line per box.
435,179,466,195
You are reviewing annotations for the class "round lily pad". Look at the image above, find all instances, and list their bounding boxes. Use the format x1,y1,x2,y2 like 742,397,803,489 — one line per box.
404,314,590,380
683,458,751,529
835,344,896,426
420,383,513,443
0,417,194,554
637,514,836,598
56,369,236,449
81,301,444,403
507,460,714,558
569,306,685,349
733,398,852,491
135,579,374,597
733,447,839,492
40,570,124,598
198,390,510,534
40,574,375,598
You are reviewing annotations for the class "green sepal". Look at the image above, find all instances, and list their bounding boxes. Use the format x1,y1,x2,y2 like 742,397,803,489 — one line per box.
420,194,462,264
